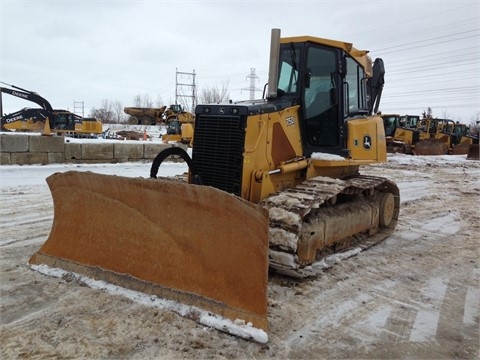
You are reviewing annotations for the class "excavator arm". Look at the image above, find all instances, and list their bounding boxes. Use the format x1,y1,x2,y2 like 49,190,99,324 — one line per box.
0,82,54,113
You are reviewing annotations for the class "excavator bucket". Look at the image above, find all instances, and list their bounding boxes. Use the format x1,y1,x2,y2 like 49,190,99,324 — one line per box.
29,171,270,341
467,144,479,160
414,139,448,155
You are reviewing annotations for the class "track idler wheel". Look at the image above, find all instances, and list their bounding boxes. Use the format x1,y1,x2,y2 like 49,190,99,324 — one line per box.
376,192,395,227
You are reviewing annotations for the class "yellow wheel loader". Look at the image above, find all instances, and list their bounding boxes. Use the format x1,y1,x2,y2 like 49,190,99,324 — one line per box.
29,29,400,342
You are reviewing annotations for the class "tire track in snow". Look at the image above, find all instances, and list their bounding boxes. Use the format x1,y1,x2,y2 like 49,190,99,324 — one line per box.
409,277,449,342
1,187,53,248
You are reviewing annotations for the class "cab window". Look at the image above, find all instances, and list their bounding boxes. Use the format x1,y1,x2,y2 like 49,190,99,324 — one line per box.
302,45,338,147
278,47,300,94
345,56,367,115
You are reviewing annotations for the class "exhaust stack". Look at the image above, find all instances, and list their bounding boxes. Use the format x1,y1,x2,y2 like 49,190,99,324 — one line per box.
267,28,281,99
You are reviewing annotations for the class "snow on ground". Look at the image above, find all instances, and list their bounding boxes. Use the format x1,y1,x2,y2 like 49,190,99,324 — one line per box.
1,153,479,359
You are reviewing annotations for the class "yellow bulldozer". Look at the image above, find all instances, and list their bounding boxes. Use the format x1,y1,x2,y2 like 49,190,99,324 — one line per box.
414,117,479,156
382,113,421,154
29,29,400,342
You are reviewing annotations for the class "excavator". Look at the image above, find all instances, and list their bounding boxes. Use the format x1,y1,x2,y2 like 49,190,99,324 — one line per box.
29,29,400,342
0,83,102,136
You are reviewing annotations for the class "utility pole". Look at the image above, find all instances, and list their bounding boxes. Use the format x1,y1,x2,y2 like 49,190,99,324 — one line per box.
242,68,261,100
175,68,196,113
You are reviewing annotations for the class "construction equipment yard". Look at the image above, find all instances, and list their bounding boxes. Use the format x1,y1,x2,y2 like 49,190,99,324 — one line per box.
1,153,479,359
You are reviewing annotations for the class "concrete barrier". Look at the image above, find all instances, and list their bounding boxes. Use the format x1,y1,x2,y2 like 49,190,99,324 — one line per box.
0,134,183,165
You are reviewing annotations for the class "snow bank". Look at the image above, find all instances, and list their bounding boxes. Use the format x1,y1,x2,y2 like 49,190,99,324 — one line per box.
29,263,268,344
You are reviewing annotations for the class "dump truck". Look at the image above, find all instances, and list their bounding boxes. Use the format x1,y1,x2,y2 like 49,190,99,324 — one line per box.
29,29,400,342
0,83,102,136
124,106,167,125
124,104,195,125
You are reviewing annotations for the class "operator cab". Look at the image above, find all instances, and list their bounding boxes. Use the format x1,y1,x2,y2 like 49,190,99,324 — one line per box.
275,38,383,158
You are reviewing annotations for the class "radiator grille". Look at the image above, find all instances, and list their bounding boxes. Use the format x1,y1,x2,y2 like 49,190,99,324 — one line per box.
192,114,246,196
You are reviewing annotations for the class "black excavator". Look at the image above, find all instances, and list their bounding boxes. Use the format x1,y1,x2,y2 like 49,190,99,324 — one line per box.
0,82,102,136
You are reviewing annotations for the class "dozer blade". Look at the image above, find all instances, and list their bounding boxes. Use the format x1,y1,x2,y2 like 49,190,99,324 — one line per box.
451,142,472,155
467,144,479,160
29,171,270,340
414,139,448,155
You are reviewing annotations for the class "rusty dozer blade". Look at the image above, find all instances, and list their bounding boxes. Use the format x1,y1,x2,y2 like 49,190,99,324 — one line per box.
414,139,448,155
467,144,479,160
451,142,472,155
29,171,270,341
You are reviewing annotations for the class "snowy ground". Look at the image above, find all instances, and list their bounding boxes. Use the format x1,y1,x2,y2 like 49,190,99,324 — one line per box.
1,153,479,359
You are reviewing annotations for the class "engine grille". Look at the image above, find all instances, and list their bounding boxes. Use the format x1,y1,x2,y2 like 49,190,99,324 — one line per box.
192,114,246,196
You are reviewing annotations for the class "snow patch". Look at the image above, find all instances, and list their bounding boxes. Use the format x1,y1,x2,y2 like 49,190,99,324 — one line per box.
29,263,268,344
269,247,363,278
311,152,346,161
269,227,298,250
267,192,313,209
269,207,301,225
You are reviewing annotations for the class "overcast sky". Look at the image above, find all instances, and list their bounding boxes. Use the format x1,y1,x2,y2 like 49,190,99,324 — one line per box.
1,0,478,122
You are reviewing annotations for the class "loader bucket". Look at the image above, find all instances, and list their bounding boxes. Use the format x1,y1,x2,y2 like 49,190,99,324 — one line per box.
467,144,479,160
413,139,448,155
29,171,270,337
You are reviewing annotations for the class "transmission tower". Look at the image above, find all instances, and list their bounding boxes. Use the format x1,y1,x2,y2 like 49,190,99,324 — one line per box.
242,68,261,100
175,68,196,112
73,101,85,117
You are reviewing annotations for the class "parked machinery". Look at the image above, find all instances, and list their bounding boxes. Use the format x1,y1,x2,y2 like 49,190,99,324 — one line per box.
124,104,195,125
0,83,102,136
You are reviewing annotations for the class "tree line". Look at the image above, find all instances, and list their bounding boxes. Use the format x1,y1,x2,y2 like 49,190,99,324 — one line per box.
90,84,230,124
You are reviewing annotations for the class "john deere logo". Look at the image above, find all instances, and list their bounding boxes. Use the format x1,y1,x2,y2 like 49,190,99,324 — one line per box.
363,135,372,150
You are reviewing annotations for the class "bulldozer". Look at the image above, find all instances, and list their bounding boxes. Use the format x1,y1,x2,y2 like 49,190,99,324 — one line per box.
29,29,400,342
161,118,194,145
414,117,479,156
381,113,420,154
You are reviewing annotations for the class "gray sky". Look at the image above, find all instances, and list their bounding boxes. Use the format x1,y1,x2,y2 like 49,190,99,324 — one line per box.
1,0,479,122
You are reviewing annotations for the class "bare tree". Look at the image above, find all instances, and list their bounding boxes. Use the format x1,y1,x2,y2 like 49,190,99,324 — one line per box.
440,108,452,120
112,101,126,123
90,99,114,123
469,112,480,136
154,95,164,108
133,93,153,108
198,82,230,104
176,97,191,112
